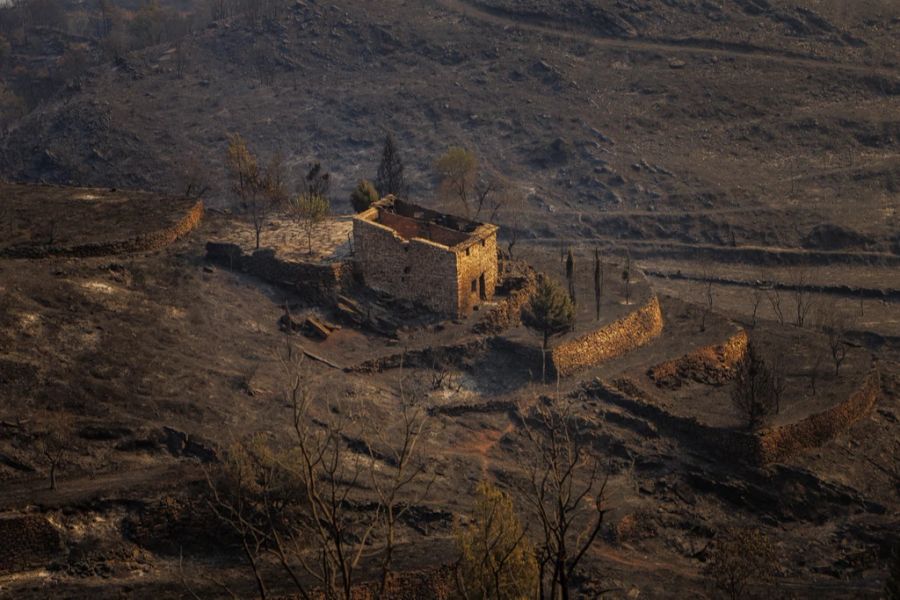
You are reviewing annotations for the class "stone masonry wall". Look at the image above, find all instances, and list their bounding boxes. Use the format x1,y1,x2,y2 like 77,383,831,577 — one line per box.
353,209,498,316
550,296,664,377
648,330,749,388
353,215,460,315
754,368,882,464
2,200,204,259
205,243,350,304
0,514,62,574
473,262,538,334
455,231,498,315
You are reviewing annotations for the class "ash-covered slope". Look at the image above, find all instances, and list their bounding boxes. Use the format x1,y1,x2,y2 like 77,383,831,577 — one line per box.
1,0,897,246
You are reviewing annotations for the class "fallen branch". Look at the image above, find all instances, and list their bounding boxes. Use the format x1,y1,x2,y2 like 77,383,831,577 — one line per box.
301,347,342,370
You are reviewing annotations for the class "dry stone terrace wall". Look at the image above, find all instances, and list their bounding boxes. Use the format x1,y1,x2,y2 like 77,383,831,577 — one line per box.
550,296,664,377
205,243,351,304
0,514,62,574
602,365,883,465
754,368,882,464
1,200,204,259
648,330,749,388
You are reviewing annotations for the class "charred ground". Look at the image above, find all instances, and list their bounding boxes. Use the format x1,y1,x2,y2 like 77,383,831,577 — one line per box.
0,0,898,598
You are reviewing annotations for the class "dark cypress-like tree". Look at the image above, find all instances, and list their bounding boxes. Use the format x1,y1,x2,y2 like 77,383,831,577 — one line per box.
593,248,603,321
375,133,406,199
565,249,576,305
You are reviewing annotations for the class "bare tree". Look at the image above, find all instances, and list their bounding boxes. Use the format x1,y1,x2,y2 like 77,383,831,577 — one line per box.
766,289,785,326
521,398,611,600
731,343,785,431
226,133,268,249
700,268,714,332
820,308,849,377
363,367,433,597
208,343,432,600
621,253,631,305
35,411,73,491
435,147,478,218
791,269,815,327
289,193,329,255
808,351,823,397
749,284,763,328
179,155,211,200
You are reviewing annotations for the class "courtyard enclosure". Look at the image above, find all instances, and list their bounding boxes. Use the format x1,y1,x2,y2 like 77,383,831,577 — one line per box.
353,198,499,317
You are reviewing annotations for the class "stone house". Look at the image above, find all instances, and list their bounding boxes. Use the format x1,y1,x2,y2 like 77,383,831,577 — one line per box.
353,198,499,317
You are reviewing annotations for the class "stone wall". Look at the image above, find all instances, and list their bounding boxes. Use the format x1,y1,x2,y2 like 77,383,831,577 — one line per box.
0,513,62,574
754,368,882,464
455,231,498,315
353,207,498,316
648,330,748,388
354,215,460,315
550,296,664,377
473,262,538,334
206,243,351,304
601,365,883,466
2,200,204,259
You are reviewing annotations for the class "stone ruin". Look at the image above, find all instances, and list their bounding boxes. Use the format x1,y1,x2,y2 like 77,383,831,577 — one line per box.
353,198,499,317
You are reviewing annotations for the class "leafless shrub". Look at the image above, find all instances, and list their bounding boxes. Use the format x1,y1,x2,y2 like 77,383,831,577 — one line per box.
766,289,785,326
731,343,784,431
818,306,849,377
35,411,74,490
791,269,815,327
749,284,763,328
207,341,432,599
521,397,611,599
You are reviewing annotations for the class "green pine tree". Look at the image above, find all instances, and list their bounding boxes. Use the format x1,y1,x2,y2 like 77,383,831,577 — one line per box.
522,277,575,383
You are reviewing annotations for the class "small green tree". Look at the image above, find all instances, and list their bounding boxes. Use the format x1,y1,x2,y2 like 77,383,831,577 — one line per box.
703,527,778,600
522,277,576,383
350,179,379,213
455,481,539,600
290,193,329,255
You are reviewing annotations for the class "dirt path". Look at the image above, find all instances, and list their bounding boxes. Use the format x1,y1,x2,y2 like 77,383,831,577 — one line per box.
0,463,202,511
434,0,900,77
446,418,517,479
